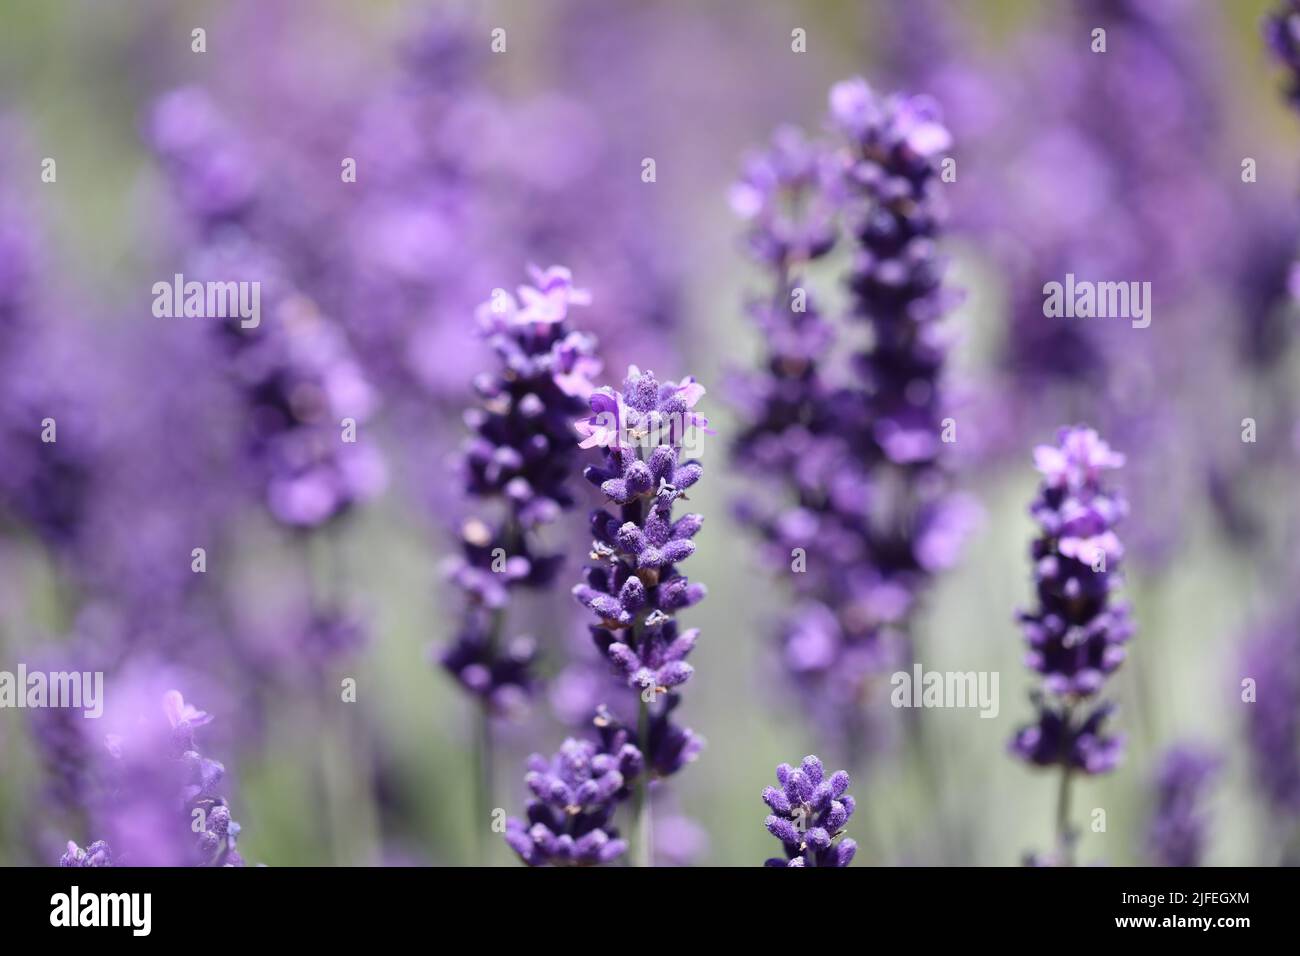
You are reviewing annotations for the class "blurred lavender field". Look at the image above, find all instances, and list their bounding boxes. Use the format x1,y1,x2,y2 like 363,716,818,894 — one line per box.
1,0,1298,867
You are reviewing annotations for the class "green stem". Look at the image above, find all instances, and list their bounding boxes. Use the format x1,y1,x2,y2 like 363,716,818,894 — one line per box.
632,695,653,866
474,701,495,866
1055,703,1076,867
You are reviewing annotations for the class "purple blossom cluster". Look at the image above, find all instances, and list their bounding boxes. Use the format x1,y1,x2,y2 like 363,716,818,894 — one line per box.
58,840,113,868
729,78,973,754
1147,745,1219,868
762,755,857,867
1241,616,1300,819
503,710,641,867
503,365,709,866
0,139,101,555
1010,426,1131,776
440,266,601,714
62,689,244,867
1266,1,1300,110
573,367,708,727
149,90,386,533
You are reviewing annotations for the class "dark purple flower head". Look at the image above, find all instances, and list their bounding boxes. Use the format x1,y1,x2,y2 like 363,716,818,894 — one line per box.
462,266,601,523
442,266,602,714
595,698,703,780
1019,427,1131,697
439,608,537,719
833,77,959,468
503,714,642,867
573,367,708,700
1011,425,1132,780
762,755,857,867
1147,745,1219,867
1009,696,1124,776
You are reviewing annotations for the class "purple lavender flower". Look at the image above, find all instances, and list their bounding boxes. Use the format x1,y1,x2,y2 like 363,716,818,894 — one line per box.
29,697,96,821
573,366,708,709
148,88,386,534
730,124,840,267
762,755,857,867
1266,1,1300,109
832,76,957,467
1010,697,1124,775
1016,428,1133,700
729,78,974,759
440,266,601,713
222,295,386,530
58,840,113,868
63,688,244,867
1010,426,1131,865
1241,617,1300,818
1147,745,1219,867
503,712,642,867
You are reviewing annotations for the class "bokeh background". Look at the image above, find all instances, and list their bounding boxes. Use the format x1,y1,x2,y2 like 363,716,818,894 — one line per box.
1,0,1298,866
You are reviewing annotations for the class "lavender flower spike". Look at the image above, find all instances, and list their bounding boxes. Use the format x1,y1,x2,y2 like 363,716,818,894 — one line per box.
570,365,709,866
762,755,857,867
729,78,975,761
441,265,601,713
573,365,709,701
1147,745,1220,867
503,712,643,867
1010,426,1132,865
59,841,113,867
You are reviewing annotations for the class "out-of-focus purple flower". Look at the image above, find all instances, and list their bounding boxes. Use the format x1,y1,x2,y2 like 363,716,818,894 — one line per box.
58,840,113,868
729,79,975,759
147,87,386,534
503,714,642,867
1147,745,1219,867
298,610,369,671
762,755,857,867
1241,616,1300,816
1265,1,1300,109
1010,697,1124,775
730,125,840,265
29,702,96,821
64,687,244,867
149,86,259,229
439,609,537,719
0,142,104,555
227,297,386,530
653,810,710,867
